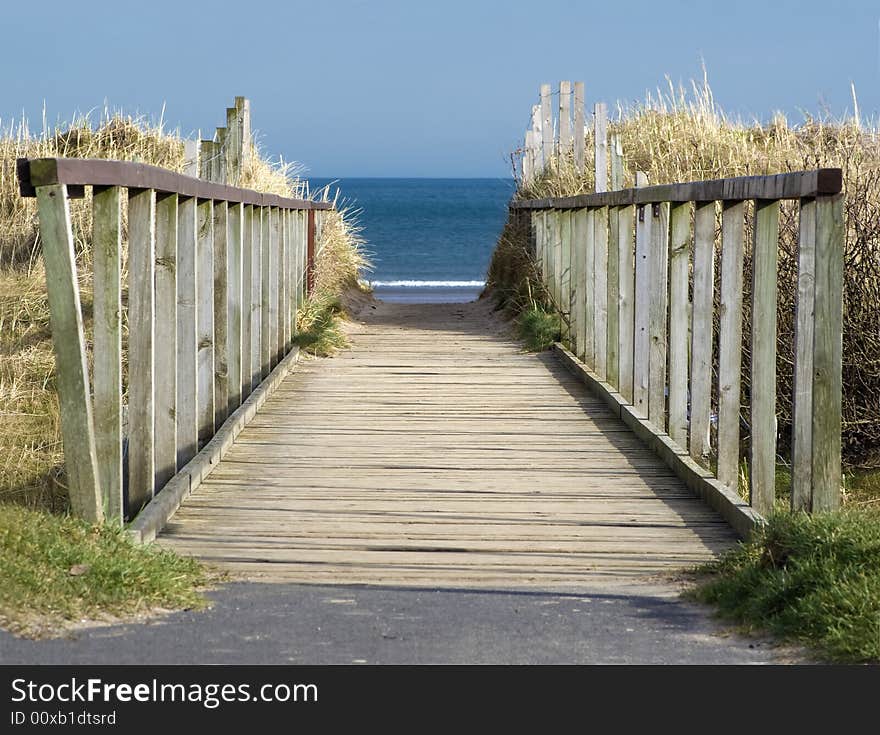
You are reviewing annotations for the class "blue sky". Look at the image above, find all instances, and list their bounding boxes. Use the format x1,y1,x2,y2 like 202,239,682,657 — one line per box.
2,0,877,177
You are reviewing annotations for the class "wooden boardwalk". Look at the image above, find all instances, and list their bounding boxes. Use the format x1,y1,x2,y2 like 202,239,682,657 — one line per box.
159,299,738,588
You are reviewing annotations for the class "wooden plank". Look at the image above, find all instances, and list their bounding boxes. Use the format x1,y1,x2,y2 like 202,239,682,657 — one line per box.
648,202,670,427
128,187,156,515
750,199,780,515
227,203,244,413
582,208,596,367
213,200,229,429
689,202,716,462
306,209,316,296
559,81,572,159
251,206,263,390
717,201,745,489
610,135,624,191
240,205,253,400
540,84,553,168
667,202,692,446
570,209,586,360
551,210,562,308
282,209,292,348
154,193,178,492
176,196,199,469
810,194,844,512
559,209,572,341
262,206,274,377
197,198,215,447
593,206,609,379
633,197,651,416
277,207,289,359
36,184,102,522
594,103,608,193
606,206,620,390
91,186,122,523
573,82,585,172
617,205,635,402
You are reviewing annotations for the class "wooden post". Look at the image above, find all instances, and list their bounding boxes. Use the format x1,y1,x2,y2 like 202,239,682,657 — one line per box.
225,97,250,187
668,202,692,446
570,209,586,360
750,199,780,515
281,209,291,351
307,209,317,295
582,208,596,367
606,205,620,389
610,135,624,191
215,128,228,184
128,187,157,516
196,199,215,446
594,103,608,193
154,193,178,492
92,186,122,523
689,202,716,463
261,206,273,378
183,140,199,178
199,140,214,181
540,84,553,169
632,173,651,417
227,202,244,414
559,209,572,341
559,81,572,160
593,206,609,380
240,205,253,400
250,207,263,390
573,82,585,173
717,201,746,489
176,196,199,469
213,200,229,429
617,204,635,402
647,202,670,427
36,184,103,522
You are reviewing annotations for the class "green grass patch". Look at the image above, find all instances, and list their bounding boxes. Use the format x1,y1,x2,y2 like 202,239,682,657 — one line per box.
0,504,210,636
690,509,880,663
517,305,561,352
294,293,349,357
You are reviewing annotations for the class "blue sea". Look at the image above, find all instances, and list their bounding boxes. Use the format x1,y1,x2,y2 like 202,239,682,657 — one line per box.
308,178,515,302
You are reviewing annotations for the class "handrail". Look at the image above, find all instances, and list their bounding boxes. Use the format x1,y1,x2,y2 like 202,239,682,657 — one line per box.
511,168,843,209
17,157,333,210
19,155,332,525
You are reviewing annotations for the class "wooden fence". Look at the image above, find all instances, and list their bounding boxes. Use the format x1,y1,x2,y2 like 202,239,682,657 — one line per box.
514,83,845,528
16,102,332,524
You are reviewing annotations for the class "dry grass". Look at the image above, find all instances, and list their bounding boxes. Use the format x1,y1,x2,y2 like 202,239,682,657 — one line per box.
0,110,362,512
503,76,880,469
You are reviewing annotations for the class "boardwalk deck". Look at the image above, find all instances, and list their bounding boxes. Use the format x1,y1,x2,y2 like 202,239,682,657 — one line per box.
158,299,738,587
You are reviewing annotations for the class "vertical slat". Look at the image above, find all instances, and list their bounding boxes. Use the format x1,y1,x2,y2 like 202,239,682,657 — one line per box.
717,201,746,489
559,210,572,341
559,81,572,159
261,206,273,378
540,211,550,290
668,202,692,446
573,82,585,172
582,208,596,367
610,136,624,191
128,187,157,515
154,193,178,492
633,202,651,417
250,206,263,390
213,201,229,429
594,103,608,193
291,210,302,322
617,205,635,403
593,206,609,379
240,205,253,400
227,202,243,412
36,184,102,522
92,186,122,523
196,198,215,446
551,210,562,309
306,209,316,296
689,202,716,462
606,205,620,389
570,209,586,360
810,194,845,511
176,196,198,469
648,202,670,427
540,84,553,168
282,209,291,349
276,207,288,359
750,199,781,515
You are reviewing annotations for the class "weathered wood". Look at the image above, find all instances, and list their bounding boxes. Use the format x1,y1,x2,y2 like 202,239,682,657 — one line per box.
36,184,102,522
213,200,229,429
717,201,745,489
617,205,635,402
251,206,263,390
262,206,274,377
593,206,609,379
176,196,199,469
647,202,670,427
573,82,585,172
749,199,780,515
154,193,178,492
128,187,157,515
306,209,316,296
91,186,122,523
610,135,624,191
570,209,586,361
810,194,844,512
633,197,650,417
199,140,215,182
197,199,215,447
182,140,199,178
689,202,716,463
559,209,572,341
594,103,608,193
582,208,596,367
667,202,692,446
277,207,289,359
214,128,228,184
559,81,572,159
227,203,244,413
540,84,553,168
606,206,620,385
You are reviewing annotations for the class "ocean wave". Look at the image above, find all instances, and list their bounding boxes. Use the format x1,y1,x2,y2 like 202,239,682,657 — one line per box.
369,280,485,288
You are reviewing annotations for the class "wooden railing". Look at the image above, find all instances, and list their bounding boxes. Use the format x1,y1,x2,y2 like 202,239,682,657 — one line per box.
17,156,332,524
512,168,845,528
